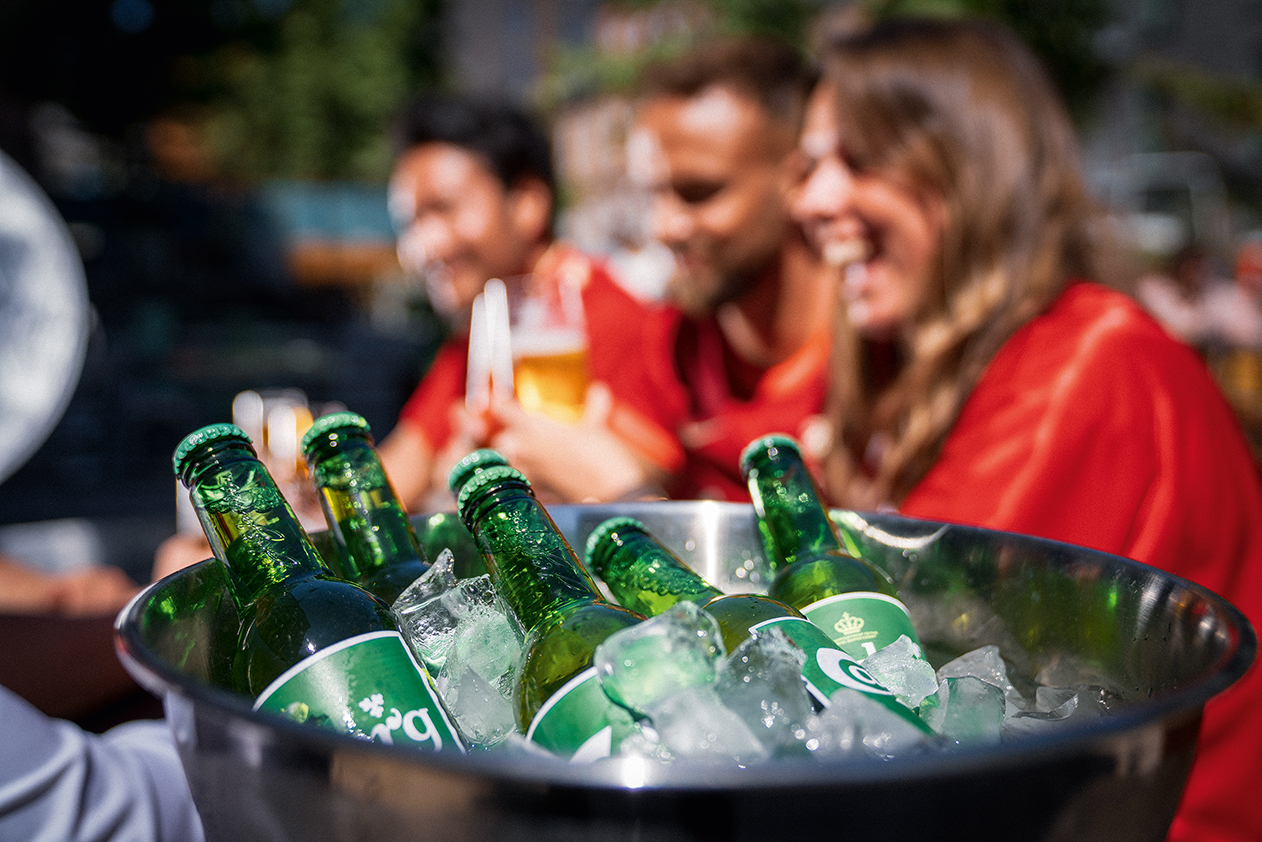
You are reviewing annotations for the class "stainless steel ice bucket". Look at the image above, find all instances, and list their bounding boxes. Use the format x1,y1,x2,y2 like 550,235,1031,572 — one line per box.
115,502,1255,842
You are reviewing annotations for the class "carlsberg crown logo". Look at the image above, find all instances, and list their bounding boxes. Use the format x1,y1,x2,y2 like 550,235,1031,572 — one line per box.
834,612,865,636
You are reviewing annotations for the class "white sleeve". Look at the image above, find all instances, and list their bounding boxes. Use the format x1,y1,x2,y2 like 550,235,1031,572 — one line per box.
0,684,204,842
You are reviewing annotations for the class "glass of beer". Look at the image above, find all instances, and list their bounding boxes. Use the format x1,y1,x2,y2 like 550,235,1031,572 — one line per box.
503,274,589,422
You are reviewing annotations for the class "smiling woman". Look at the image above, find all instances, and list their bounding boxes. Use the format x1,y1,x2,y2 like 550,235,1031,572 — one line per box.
793,20,1105,509
793,78,943,339
792,18,1262,841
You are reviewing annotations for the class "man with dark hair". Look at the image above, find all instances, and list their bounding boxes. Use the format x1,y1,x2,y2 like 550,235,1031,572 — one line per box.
378,94,676,507
386,95,558,320
626,37,837,499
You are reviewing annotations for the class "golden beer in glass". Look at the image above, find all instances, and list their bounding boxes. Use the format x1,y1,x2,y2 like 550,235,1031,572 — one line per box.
512,334,589,423
504,274,590,422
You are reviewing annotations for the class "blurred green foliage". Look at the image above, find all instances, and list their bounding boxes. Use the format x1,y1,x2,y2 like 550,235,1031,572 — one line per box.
540,0,822,107
708,0,822,44
1134,59,1262,133
866,0,1110,121
612,0,821,45
542,0,1110,124
195,0,443,182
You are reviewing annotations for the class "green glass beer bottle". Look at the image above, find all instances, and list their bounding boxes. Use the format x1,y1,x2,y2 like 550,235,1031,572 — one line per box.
174,423,462,753
741,434,924,661
586,516,932,731
457,465,643,760
300,411,429,604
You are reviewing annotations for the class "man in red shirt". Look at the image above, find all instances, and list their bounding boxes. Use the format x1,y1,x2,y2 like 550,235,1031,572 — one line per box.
626,37,837,500
379,95,675,508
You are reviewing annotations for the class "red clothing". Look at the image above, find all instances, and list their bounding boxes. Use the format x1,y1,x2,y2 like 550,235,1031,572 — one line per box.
396,336,467,453
396,245,676,469
638,307,830,500
902,282,1262,842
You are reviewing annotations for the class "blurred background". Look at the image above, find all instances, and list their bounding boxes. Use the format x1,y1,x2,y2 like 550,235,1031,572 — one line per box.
0,0,1260,588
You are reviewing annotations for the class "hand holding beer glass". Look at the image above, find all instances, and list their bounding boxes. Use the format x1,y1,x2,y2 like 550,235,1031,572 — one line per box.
468,274,590,423
463,274,664,503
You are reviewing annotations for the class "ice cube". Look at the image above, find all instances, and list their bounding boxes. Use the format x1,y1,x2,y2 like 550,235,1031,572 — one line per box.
441,665,517,746
919,676,1005,745
860,635,939,709
612,723,674,762
1034,684,1080,713
646,684,768,765
799,689,933,760
1034,653,1124,695
393,548,459,610
901,589,1035,678
393,562,514,674
593,602,724,716
936,645,1028,715
714,627,813,755
1002,684,1115,739
443,601,525,696
436,601,526,746
391,550,461,669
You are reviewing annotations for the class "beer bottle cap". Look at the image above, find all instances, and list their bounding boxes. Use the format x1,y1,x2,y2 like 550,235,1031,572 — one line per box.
584,516,646,565
447,448,510,495
456,464,529,518
301,411,371,455
173,423,252,477
738,434,801,476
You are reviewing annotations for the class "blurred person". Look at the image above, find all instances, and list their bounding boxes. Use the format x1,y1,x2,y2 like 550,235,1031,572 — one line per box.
792,18,1262,840
1138,243,1262,350
1135,243,1217,343
0,682,204,842
600,35,834,500
0,552,138,616
378,93,678,507
1208,237,1262,428
1236,236,1262,298
1206,237,1262,349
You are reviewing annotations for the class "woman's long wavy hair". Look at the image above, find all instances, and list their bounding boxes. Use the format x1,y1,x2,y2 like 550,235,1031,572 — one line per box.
818,18,1118,509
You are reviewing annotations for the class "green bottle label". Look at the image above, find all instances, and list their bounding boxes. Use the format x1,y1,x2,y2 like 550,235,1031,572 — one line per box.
525,667,638,761
750,617,932,735
800,592,918,659
254,630,464,753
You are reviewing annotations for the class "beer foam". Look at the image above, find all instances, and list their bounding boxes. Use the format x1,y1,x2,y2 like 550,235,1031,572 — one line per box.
510,330,586,357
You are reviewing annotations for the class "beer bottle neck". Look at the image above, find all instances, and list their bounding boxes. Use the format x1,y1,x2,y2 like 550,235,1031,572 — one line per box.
306,435,424,578
448,448,510,497
745,448,843,572
184,442,327,603
462,480,603,630
590,527,722,617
